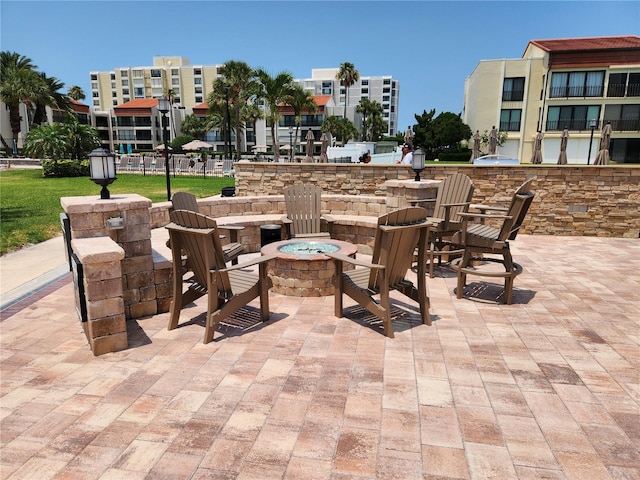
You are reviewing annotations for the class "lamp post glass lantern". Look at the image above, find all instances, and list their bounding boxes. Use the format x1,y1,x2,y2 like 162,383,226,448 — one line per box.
89,148,116,199
289,126,293,161
412,148,425,181
157,97,171,201
587,119,597,165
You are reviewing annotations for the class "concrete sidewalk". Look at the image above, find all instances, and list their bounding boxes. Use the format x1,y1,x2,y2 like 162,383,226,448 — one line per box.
0,235,70,311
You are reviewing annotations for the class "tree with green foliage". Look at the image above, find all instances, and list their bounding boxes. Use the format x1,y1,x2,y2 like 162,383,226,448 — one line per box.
285,84,317,157
32,72,71,126
336,62,359,119
255,68,296,161
67,85,85,101
214,61,259,160
180,114,209,140
23,115,99,160
0,52,41,149
412,109,471,158
321,116,359,145
356,98,386,141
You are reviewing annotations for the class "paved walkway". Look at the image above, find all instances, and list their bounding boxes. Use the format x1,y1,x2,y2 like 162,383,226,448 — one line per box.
0,234,639,479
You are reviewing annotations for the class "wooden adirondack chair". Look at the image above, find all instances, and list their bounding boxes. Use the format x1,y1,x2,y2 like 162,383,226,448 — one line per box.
452,178,536,304
166,210,277,344
326,207,432,338
419,173,474,277
281,183,335,239
171,191,244,264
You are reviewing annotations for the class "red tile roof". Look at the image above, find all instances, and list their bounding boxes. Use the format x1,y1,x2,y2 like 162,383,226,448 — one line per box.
116,98,161,109
527,35,640,54
313,95,332,107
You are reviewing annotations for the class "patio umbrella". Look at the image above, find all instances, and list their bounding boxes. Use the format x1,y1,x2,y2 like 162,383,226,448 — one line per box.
155,144,172,151
305,129,315,162
531,131,543,164
404,127,414,148
469,130,480,163
320,133,329,163
557,128,569,165
119,144,125,154
182,139,214,151
127,143,133,154
488,126,497,155
593,122,612,165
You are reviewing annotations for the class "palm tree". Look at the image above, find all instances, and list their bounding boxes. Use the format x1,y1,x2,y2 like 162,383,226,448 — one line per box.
286,84,317,158
67,85,85,101
0,52,40,151
356,98,384,141
215,61,258,160
336,62,360,120
181,114,208,140
32,73,71,126
255,68,295,161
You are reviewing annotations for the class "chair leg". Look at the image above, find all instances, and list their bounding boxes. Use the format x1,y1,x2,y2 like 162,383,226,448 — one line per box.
456,249,473,299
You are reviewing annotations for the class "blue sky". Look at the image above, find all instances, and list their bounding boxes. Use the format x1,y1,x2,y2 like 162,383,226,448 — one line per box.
2,1,639,130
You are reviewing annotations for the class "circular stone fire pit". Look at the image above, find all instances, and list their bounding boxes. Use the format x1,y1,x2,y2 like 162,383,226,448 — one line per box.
260,239,357,296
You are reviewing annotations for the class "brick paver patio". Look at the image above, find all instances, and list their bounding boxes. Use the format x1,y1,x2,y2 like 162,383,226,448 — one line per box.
1,234,638,479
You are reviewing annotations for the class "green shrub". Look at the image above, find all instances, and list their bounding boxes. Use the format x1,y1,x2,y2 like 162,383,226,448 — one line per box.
42,159,90,177
436,151,472,162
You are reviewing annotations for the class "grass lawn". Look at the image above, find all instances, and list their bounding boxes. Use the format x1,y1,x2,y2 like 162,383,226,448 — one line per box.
0,169,234,255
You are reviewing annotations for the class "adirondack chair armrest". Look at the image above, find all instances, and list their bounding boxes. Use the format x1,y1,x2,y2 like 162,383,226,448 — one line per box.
470,203,508,213
217,225,244,243
216,253,278,273
325,252,385,270
166,223,217,236
321,214,336,224
379,222,432,234
440,201,472,226
281,216,292,225
458,212,513,221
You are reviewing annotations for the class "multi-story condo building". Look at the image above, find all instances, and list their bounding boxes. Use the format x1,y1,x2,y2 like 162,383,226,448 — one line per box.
297,68,399,137
463,36,640,163
89,59,398,153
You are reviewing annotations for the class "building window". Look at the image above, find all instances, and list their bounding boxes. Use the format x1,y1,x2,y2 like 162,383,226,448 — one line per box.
120,70,128,78
92,91,99,98
604,104,640,131
150,69,162,78
608,72,640,97
171,69,179,76
194,78,202,85
502,77,525,101
546,105,601,130
362,79,368,86
121,79,129,87
361,88,368,95
322,81,332,95
550,71,605,98
194,68,202,75
610,138,640,163
500,109,521,131
383,79,390,85
134,87,144,98
133,70,144,79
195,96,202,103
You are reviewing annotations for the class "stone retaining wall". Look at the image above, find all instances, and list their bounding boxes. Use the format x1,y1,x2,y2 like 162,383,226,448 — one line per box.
234,163,640,237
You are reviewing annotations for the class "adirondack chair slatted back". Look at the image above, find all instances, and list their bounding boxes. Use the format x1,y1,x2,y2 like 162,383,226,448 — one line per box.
171,191,200,213
168,210,232,294
432,173,474,224
500,178,535,241
284,183,323,236
369,207,429,290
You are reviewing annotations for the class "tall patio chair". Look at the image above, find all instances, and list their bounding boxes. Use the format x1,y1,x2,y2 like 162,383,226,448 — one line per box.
452,178,536,304
326,207,432,338
281,183,335,239
417,173,474,277
166,210,276,344
171,191,244,265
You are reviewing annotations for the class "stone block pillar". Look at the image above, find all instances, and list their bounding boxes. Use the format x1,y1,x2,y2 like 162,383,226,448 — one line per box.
61,194,160,320
385,179,441,215
72,237,126,355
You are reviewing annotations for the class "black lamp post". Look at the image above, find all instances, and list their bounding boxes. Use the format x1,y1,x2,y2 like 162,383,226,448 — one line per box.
157,97,171,201
89,148,117,199
412,148,425,181
587,119,597,165
289,126,293,162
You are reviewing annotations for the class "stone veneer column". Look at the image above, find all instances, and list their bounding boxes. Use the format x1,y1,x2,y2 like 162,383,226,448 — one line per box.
61,194,158,320
385,179,441,215
72,236,126,355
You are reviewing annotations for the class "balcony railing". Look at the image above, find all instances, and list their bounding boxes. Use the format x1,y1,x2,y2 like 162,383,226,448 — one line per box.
549,85,604,98
546,119,600,131
499,121,521,132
